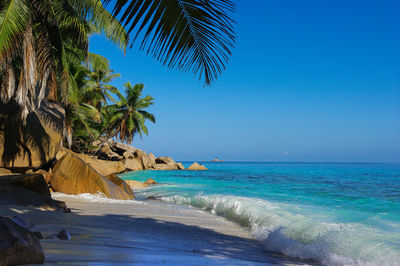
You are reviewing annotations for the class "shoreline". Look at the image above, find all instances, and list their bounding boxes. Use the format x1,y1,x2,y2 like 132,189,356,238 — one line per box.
0,193,310,265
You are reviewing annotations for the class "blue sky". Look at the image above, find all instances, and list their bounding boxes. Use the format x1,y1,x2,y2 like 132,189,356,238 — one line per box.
90,0,400,162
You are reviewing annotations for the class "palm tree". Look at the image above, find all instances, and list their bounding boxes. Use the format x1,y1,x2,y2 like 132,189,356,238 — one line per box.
0,0,128,119
104,82,155,144
104,0,236,85
84,54,120,110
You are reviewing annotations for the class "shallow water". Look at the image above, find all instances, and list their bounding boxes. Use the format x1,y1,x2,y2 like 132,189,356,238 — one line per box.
120,162,400,266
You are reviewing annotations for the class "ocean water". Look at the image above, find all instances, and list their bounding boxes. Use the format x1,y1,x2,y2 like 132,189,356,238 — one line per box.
119,162,400,266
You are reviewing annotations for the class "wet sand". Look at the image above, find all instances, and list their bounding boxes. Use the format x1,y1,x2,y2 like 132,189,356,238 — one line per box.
1,194,310,265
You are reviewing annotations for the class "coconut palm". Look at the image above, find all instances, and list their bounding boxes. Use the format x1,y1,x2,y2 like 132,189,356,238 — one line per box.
105,82,155,144
105,0,236,86
83,54,120,110
0,0,128,119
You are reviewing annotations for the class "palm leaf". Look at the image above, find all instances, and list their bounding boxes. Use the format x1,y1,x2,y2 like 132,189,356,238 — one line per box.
104,0,236,85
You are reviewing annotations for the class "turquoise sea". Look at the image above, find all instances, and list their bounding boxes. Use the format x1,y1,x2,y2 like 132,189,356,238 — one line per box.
120,162,400,265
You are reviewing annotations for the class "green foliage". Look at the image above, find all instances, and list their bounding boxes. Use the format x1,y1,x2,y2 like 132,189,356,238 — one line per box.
104,0,236,85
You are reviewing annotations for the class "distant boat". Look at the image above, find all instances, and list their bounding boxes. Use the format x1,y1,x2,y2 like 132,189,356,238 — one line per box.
211,157,223,162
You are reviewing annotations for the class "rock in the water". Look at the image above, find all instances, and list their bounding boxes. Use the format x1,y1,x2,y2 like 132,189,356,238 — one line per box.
34,169,52,184
50,153,132,200
176,163,185,170
57,229,71,240
188,162,208,171
0,216,45,265
0,174,50,197
155,156,178,170
144,178,157,185
106,174,134,200
123,158,143,171
125,180,149,190
0,100,64,170
155,156,175,165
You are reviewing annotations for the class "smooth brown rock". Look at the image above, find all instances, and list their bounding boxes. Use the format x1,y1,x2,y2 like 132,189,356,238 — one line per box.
109,141,137,155
144,178,157,185
0,217,45,265
106,174,134,200
176,163,185,170
0,100,64,170
123,151,134,159
56,146,69,160
154,164,174,170
34,169,51,184
148,153,156,162
0,174,50,197
154,156,178,170
125,180,149,190
50,153,132,200
155,156,176,165
0,168,12,176
0,185,68,212
134,149,155,170
188,162,208,171
123,158,143,171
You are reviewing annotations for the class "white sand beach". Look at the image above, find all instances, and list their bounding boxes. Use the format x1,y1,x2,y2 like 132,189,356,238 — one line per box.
0,194,310,265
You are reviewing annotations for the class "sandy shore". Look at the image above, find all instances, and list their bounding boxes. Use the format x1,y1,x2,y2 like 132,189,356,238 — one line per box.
0,194,310,265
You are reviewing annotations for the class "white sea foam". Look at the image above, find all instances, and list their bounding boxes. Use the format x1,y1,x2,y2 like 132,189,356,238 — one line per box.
160,193,400,266
51,192,144,204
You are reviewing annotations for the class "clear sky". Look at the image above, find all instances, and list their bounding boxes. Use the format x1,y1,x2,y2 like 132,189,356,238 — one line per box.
90,0,400,162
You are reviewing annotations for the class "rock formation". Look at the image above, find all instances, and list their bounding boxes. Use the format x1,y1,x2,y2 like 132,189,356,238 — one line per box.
0,217,45,265
0,101,64,171
188,162,208,170
50,153,133,200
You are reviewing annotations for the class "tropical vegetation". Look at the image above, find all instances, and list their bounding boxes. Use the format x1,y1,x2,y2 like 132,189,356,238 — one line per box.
0,0,236,161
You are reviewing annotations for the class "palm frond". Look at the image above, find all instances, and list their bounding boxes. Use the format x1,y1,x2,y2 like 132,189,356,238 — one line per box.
104,0,236,85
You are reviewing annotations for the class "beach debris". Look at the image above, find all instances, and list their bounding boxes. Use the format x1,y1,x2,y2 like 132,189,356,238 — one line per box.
0,216,45,265
144,178,157,185
188,162,208,171
57,229,71,240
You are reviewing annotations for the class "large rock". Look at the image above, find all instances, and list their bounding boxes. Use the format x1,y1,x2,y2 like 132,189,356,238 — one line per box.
105,174,134,200
0,174,50,197
123,158,143,171
144,178,157,185
188,162,208,170
155,156,176,165
135,149,156,170
0,168,12,176
56,148,126,176
100,143,122,160
109,141,137,155
125,180,149,190
34,169,51,184
123,151,134,159
0,216,45,265
176,163,185,170
155,156,178,170
50,153,132,200
0,101,64,170
0,185,68,212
